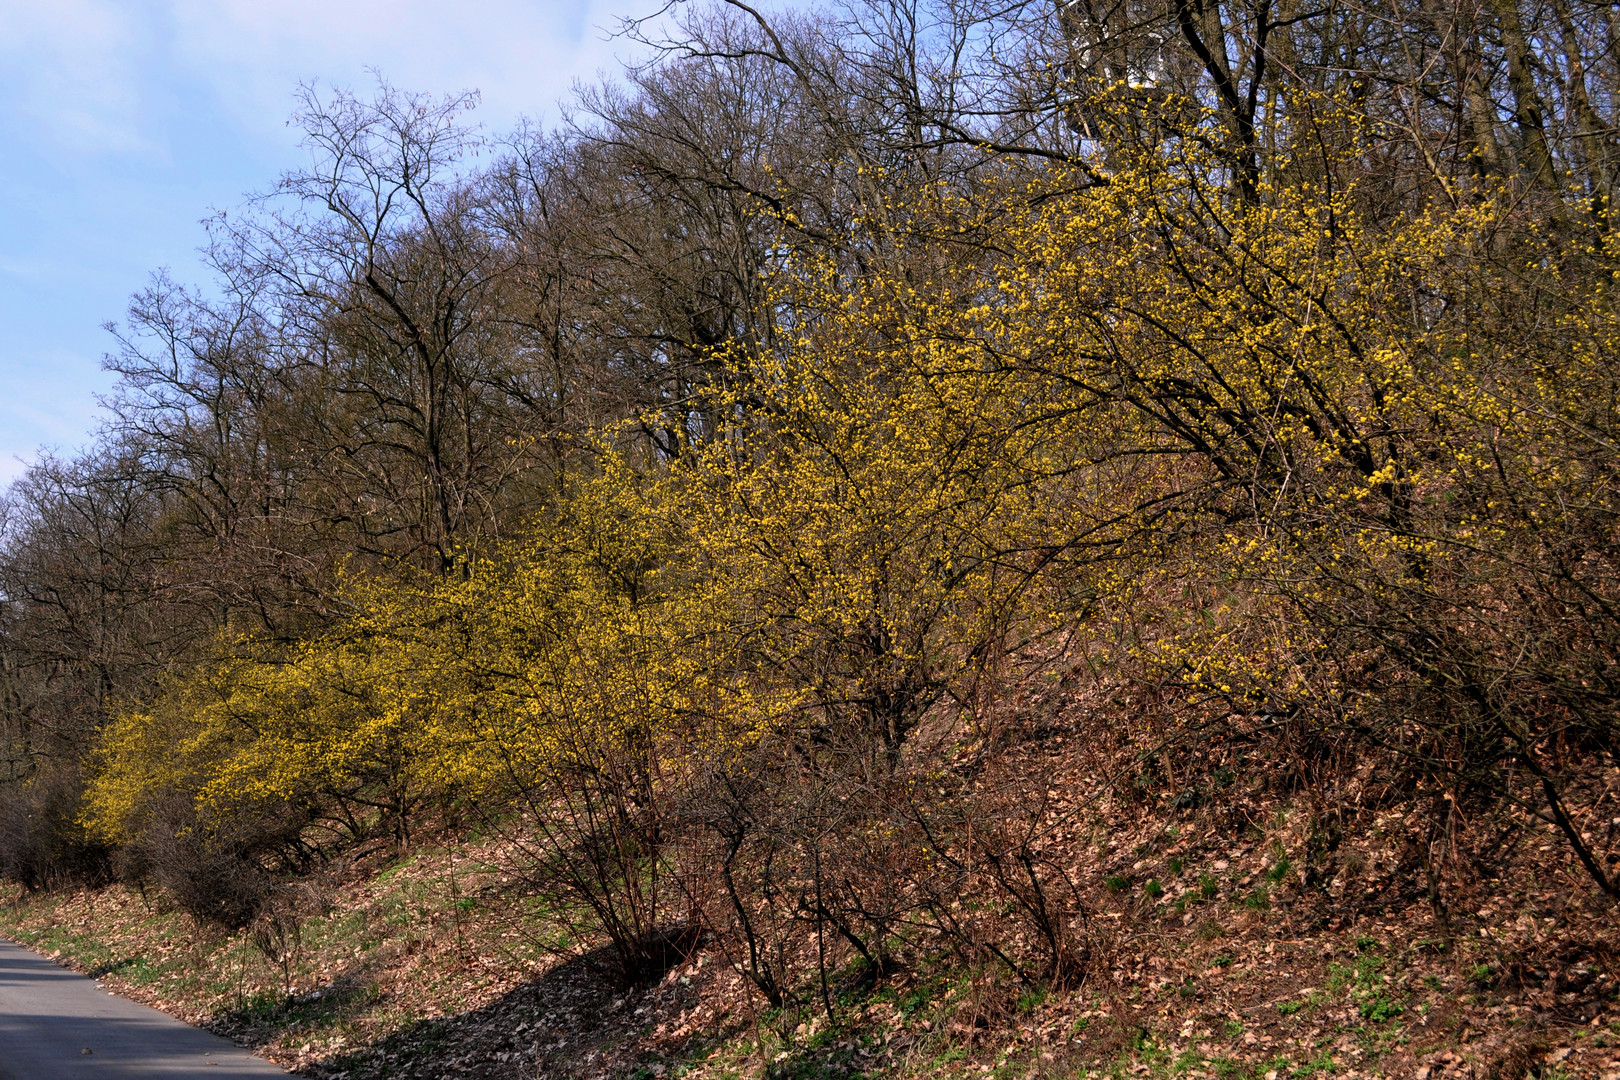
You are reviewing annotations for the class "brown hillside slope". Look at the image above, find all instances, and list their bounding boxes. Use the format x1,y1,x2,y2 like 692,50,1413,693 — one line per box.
6,675,1620,1080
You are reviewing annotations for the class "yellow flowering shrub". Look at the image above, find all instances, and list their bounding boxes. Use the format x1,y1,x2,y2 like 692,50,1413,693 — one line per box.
84,113,1620,943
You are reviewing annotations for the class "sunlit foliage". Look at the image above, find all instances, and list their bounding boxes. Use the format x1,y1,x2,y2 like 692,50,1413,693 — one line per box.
77,83,1620,979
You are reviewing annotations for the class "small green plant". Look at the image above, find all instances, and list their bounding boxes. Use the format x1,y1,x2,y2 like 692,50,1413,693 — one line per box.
1168,856,1184,876
1171,1048,1203,1072
1222,1019,1243,1038
1294,1050,1338,1076
1266,856,1292,883
374,855,417,883
898,986,932,1019
1327,944,1407,1025
1359,994,1404,1022
1199,873,1219,899
1469,963,1495,989
1277,999,1306,1016
1144,878,1164,899
1244,884,1270,910
1017,985,1049,1013
1212,954,1233,967
1105,875,1130,893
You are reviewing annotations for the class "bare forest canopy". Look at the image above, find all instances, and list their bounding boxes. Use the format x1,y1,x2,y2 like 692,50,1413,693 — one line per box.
2,0,1618,1000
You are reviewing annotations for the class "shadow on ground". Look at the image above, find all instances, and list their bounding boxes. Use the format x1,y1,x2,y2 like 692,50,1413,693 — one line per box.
277,940,741,1080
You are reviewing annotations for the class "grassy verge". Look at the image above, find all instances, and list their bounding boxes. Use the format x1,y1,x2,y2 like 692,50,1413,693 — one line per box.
0,838,554,1074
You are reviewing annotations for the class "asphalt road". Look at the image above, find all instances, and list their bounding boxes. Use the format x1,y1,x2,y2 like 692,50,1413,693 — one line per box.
0,938,289,1078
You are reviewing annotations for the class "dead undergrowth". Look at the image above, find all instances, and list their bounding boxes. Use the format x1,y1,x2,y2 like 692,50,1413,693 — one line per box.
5,693,1620,1080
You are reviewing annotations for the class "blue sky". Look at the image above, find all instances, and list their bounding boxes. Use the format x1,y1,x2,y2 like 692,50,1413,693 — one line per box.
0,0,657,484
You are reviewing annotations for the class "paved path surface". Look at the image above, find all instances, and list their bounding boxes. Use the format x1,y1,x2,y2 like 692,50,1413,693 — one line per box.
0,938,289,1078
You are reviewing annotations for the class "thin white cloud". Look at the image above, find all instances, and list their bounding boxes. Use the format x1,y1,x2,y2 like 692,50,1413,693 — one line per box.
0,0,675,484
0,0,662,162
167,0,591,131
0,346,112,481
0,254,59,283
0,0,161,155
176,0,664,148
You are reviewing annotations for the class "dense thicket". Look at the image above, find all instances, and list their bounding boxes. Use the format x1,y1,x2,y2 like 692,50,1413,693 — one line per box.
4,0,1618,997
